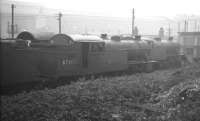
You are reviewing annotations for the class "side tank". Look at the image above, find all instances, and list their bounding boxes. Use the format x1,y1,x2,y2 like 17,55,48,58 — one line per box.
104,36,153,61
0,38,41,86
1,31,59,85
151,39,180,61
162,40,180,57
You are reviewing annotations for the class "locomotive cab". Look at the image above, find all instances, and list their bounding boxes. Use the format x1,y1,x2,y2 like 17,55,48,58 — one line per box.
36,34,127,79
79,40,105,68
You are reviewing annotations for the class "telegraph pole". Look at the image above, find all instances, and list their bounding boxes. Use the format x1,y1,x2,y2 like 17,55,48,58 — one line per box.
178,22,180,32
58,12,62,34
194,20,197,32
168,24,171,38
184,20,188,32
132,8,135,36
11,4,15,39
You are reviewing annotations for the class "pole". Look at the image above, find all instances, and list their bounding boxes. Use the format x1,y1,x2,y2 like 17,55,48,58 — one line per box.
194,20,197,32
132,8,135,36
11,4,15,39
168,24,171,38
184,20,189,32
58,12,62,34
178,22,180,32
184,20,186,32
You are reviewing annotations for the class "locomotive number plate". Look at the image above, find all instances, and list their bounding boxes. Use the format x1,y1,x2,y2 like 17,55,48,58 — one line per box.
62,59,73,65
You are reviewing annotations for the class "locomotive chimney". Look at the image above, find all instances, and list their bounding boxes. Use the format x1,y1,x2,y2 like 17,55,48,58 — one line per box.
58,12,62,34
132,8,135,36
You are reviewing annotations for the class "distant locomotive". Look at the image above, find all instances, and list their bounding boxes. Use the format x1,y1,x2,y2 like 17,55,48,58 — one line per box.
104,35,181,70
1,31,182,86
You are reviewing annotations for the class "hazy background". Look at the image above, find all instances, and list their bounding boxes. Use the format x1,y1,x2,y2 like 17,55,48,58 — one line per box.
1,0,200,38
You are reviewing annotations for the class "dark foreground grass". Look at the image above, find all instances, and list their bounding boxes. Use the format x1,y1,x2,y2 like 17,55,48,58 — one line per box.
1,64,200,121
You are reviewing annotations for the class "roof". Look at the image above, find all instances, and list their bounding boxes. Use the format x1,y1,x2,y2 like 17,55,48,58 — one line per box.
141,37,155,41
16,31,104,46
17,31,102,41
69,34,103,42
178,32,200,36
17,31,55,41
50,34,104,46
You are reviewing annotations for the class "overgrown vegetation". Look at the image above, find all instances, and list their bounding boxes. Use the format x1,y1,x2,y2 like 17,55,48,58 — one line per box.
1,64,200,121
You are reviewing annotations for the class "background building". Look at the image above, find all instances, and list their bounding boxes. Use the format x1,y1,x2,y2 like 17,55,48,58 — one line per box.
178,32,200,59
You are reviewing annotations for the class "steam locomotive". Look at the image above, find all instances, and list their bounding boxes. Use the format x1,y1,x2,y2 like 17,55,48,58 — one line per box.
1,31,182,86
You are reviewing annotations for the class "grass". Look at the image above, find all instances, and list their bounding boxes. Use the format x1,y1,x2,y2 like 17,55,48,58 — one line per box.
1,64,200,121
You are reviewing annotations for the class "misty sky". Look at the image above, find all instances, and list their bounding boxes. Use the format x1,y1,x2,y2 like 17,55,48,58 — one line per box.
11,0,200,18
